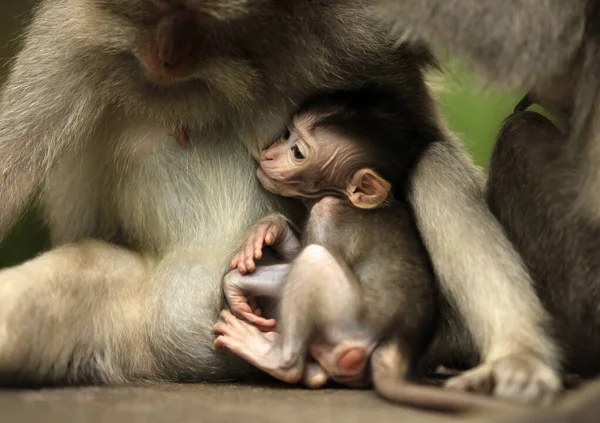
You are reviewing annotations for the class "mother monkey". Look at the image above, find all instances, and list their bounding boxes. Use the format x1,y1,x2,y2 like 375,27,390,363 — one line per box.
0,0,558,402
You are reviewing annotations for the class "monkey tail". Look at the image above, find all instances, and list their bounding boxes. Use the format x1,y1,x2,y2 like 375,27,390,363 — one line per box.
374,377,527,414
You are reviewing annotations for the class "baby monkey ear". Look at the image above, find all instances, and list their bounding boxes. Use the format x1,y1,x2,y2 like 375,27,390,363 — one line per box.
346,169,392,209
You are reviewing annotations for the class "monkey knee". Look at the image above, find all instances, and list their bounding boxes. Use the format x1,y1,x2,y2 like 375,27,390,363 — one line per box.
0,267,44,370
489,111,563,200
494,111,562,161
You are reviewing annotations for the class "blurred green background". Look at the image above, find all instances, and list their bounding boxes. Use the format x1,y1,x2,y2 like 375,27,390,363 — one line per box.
0,3,522,268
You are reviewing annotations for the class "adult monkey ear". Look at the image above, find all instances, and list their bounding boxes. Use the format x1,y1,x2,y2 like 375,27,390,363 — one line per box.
346,168,391,209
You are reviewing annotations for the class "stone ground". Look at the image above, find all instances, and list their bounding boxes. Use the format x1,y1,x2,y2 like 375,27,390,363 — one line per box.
0,383,470,423
4,382,600,423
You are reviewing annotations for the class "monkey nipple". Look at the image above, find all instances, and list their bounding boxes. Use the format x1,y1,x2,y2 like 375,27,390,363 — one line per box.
173,125,190,149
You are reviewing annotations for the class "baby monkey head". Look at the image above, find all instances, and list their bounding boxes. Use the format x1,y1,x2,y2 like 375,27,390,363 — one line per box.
258,113,392,209
258,85,432,209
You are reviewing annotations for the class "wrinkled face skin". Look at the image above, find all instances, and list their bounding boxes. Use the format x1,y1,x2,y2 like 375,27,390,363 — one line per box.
257,114,365,199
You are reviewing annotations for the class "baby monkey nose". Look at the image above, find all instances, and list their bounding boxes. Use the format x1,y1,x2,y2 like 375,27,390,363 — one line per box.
260,150,274,161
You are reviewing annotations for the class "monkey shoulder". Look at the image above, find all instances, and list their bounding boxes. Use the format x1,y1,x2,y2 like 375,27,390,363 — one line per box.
304,197,428,271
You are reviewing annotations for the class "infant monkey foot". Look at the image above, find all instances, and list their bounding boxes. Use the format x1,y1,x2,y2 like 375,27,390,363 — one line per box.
303,362,329,389
222,270,277,330
214,310,303,384
445,353,562,406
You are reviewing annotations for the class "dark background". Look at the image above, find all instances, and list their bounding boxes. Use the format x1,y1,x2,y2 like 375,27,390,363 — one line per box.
0,1,522,267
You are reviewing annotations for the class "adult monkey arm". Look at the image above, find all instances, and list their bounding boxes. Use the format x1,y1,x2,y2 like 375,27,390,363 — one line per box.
372,0,588,89
412,139,560,401
0,5,104,241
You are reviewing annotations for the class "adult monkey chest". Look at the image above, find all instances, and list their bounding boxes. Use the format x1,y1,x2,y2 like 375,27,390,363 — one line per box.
0,0,558,407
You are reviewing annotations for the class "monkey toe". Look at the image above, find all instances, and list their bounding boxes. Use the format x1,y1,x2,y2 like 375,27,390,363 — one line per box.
303,362,329,389
213,335,229,349
240,311,277,330
231,302,253,315
213,321,236,338
220,310,245,329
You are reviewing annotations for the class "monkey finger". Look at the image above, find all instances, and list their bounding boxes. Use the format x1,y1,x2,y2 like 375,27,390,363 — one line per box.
251,223,269,243
237,262,248,274
264,224,280,245
243,240,257,264
244,258,256,273
253,236,265,260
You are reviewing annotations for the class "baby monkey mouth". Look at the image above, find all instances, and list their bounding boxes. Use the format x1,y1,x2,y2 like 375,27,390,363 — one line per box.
256,167,284,196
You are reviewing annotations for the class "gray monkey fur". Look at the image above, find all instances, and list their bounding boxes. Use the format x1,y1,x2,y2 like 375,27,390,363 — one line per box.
0,0,559,404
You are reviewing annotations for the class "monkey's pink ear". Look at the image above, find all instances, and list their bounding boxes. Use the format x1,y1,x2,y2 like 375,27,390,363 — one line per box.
347,169,391,209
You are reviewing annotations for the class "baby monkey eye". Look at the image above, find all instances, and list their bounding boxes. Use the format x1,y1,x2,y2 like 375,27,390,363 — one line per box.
291,144,305,161
283,128,291,140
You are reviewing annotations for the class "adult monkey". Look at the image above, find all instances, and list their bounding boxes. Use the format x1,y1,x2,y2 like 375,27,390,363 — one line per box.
0,0,558,403
372,0,600,381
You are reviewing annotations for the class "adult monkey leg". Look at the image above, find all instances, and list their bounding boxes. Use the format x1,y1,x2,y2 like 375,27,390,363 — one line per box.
411,138,560,403
0,240,156,385
487,111,600,378
0,239,262,385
